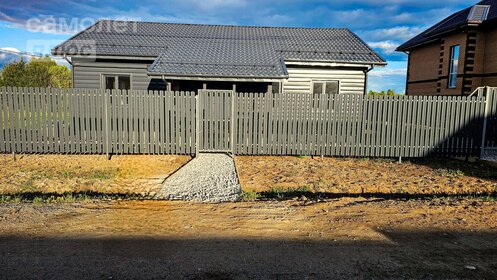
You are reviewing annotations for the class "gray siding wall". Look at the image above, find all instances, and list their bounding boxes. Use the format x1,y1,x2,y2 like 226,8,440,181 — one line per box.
72,59,367,94
72,58,158,90
283,66,367,94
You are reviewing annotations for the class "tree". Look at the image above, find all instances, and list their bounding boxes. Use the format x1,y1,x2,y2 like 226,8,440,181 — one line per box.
0,58,71,88
48,65,72,88
0,59,26,87
368,89,399,96
23,58,54,87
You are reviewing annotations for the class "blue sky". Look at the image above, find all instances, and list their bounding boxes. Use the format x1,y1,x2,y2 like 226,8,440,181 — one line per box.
0,0,478,93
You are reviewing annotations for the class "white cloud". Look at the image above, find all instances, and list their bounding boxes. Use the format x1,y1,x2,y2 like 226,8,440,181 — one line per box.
327,6,460,30
50,55,70,67
0,10,23,25
368,60,407,93
5,16,92,35
390,8,455,25
183,0,247,11
255,14,292,26
367,41,399,54
362,26,426,42
332,9,371,21
103,6,239,26
0,47,21,53
369,67,407,77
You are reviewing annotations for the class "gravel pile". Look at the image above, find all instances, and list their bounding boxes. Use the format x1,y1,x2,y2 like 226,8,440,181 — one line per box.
154,153,241,203
481,149,497,163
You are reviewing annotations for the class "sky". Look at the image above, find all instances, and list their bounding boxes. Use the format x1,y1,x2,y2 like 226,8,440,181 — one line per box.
0,0,479,93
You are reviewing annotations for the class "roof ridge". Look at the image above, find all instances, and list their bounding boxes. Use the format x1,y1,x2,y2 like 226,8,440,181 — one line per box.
53,19,386,66
396,0,497,51
424,7,471,36
98,19,349,31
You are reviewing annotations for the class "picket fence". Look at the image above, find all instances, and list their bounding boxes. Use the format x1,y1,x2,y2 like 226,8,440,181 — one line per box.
1,87,496,158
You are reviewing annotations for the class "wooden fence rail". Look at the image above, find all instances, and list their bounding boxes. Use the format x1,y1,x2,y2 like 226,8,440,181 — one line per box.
1,86,496,157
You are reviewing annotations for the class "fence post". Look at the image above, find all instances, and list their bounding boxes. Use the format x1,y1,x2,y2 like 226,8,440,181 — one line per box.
104,89,110,158
195,91,200,157
231,89,235,155
480,86,490,158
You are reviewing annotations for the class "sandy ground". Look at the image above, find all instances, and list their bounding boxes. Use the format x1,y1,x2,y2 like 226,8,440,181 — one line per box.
0,154,191,196
0,199,496,279
235,156,497,195
1,155,497,278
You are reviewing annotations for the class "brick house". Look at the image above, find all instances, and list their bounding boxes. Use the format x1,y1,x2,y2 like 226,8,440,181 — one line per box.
397,0,497,96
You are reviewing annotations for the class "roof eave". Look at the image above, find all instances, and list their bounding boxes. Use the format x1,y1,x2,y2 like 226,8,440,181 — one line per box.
396,18,490,52
50,20,103,55
51,53,158,60
149,74,287,82
147,72,288,80
284,59,386,66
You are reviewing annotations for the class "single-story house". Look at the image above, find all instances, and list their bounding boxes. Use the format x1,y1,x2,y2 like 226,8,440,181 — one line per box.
397,0,497,96
52,20,386,94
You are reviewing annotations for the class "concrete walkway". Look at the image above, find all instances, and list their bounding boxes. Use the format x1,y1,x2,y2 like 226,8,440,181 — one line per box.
154,153,241,202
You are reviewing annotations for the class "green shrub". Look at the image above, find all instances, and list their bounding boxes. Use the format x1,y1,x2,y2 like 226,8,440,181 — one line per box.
433,168,464,178
266,186,312,199
241,190,261,200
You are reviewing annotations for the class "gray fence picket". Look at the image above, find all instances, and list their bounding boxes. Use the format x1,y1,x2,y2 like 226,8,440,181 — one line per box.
0,87,6,152
1,87,494,157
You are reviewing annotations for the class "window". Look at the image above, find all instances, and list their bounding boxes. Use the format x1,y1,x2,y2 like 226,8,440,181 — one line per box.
118,76,131,90
103,75,131,90
448,45,460,88
312,81,339,94
104,76,116,90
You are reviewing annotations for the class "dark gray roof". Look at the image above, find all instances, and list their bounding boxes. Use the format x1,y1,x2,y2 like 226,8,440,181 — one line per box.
397,0,497,51
53,20,385,79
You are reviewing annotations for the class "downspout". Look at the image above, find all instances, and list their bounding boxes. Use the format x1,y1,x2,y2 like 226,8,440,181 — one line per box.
63,54,74,88
403,51,410,95
363,65,374,95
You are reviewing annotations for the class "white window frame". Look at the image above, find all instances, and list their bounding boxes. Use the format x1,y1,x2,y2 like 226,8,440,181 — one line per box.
311,80,340,94
448,45,460,89
101,74,133,90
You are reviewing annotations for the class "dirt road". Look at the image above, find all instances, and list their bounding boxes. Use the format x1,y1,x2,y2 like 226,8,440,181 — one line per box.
1,198,496,279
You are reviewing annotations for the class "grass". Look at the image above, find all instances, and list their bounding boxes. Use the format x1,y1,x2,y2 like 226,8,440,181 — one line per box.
433,168,465,178
262,186,313,199
0,190,495,204
85,169,118,180
13,167,118,186
19,179,38,193
295,155,308,159
56,168,118,180
372,158,397,163
5,168,119,196
240,190,262,200
240,185,497,202
480,195,496,202
0,192,149,204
